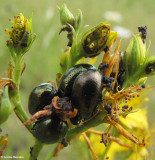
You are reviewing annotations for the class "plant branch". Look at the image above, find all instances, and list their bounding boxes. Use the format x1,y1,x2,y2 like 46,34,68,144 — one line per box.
29,140,44,160
45,143,58,160
10,55,30,125
66,107,107,142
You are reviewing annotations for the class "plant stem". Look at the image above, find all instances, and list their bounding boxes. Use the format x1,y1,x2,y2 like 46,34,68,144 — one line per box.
66,107,107,142
45,143,58,160
11,55,30,122
11,97,29,121
14,55,23,87
29,140,44,160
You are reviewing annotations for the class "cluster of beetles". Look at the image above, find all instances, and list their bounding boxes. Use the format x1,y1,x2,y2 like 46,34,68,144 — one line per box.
28,63,115,144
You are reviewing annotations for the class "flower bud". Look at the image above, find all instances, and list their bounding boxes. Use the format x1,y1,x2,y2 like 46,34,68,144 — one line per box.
75,9,82,30
124,34,147,76
81,23,111,57
60,4,75,27
118,26,155,88
5,13,36,57
0,86,12,125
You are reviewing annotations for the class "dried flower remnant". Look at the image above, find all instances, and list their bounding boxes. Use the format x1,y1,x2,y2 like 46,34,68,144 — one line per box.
0,129,9,157
138,26,147,43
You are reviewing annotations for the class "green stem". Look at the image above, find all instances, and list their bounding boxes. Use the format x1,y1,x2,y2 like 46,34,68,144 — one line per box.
14,55,23,87
66,107,107,142
29,140,44,160
10,55,29,122
45,143,58,160
11,98,30,123
66,30,82,71
9,54,30,129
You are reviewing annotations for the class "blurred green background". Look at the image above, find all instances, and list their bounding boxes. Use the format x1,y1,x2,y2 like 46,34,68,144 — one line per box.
0,0,154,159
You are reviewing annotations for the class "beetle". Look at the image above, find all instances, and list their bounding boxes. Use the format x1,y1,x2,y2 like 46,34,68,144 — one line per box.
32,114,68,144
58,63,96,98
71,69,103,119
27,64,114,142
28,83,57,115
27,83,72,144
58,64,114,124
58,63,114,124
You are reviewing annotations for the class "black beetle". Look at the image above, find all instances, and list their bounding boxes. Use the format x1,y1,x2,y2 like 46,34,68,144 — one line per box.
58,63,96,98
28,83,57,115
28,83,69,144
32,115,68,144
58,64,103,124
71,69,103,119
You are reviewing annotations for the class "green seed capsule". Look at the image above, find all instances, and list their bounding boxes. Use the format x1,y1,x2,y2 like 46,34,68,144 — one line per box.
32,116,68,144
28,83,57,115
0,86,12,125
82,23,111,57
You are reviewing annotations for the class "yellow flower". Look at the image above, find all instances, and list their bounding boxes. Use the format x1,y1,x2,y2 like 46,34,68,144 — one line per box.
5,13,30,47
119,91,149,129
120,108,148,130
5,13,35,57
